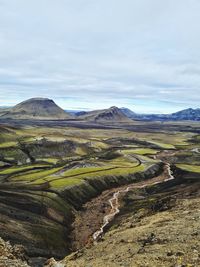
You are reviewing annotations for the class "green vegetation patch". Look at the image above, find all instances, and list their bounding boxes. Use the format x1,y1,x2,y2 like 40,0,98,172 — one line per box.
0,164,50,175
11,166,62,182
86,164,147,178
123,148,158,155
48,164,148,188
176,164,200,173
49,178,83,188
137,155,159,163
0,141,18,148
29,163,149,189
64,164,147,180
37,158,59,164
108,156,139,166
149,141,175,149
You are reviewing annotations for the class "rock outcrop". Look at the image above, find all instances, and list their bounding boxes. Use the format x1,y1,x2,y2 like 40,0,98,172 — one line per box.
0,237,30,267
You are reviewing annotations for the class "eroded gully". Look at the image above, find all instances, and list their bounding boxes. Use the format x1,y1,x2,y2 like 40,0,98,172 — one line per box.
92,163,174,241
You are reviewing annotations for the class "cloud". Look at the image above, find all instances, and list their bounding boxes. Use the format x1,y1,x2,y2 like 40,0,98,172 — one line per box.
0,0,200,113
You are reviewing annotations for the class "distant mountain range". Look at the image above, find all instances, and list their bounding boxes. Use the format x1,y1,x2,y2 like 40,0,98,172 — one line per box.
120,107,200,121
0,98,199,122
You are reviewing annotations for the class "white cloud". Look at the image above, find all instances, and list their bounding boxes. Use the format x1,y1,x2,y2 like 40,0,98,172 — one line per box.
0,0,200,113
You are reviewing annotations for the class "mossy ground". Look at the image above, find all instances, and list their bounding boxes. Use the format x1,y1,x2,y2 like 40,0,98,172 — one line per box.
176,163,200,173
0,124,198,189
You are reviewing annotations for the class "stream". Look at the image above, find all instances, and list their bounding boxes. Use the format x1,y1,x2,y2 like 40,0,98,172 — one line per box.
93,163,174,241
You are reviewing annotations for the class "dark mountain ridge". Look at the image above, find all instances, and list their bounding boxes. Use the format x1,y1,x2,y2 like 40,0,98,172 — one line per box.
120,107,200,121
77,106,132,123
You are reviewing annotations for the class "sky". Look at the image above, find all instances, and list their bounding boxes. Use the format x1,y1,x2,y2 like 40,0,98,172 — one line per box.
0,0,200,113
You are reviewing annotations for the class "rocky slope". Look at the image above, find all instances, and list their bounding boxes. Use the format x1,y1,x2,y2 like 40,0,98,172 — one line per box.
0,237,30,267
0,98,72,120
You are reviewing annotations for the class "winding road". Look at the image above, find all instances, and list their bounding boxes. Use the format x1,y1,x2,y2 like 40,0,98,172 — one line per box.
93,163,174,241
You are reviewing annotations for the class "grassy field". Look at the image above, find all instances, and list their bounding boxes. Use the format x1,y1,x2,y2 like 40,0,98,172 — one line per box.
176,164,200,173
0,123,198,191
122,148,158,155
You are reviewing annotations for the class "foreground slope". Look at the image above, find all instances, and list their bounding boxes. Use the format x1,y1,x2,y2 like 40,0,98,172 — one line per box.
51,171,200,267
0,98,72,120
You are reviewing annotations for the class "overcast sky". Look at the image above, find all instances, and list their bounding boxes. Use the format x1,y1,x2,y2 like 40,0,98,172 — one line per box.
0,0,200,113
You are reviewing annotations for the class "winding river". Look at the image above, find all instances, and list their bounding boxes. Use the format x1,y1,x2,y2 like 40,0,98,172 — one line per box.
93,163,174,241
